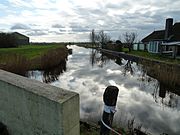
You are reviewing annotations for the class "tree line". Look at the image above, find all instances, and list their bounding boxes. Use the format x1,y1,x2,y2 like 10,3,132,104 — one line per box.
90,29,138,52
0,33,18,48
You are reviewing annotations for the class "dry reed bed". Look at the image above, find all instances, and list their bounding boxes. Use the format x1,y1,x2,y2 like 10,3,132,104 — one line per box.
0,47,68,76
140,60,180,88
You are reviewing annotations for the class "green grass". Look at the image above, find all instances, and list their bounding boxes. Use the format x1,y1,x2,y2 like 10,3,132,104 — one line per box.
120,48,180,65
122,48,129,52
0,45,65,59
0,44,68,74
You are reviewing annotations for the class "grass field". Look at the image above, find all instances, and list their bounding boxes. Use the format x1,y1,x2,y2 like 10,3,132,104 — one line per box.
0,45,65,59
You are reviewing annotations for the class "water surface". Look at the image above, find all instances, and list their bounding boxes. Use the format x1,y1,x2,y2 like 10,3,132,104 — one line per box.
28,45,180,135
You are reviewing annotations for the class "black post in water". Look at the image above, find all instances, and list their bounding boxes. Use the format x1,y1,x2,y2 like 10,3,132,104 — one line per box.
100,86,119,135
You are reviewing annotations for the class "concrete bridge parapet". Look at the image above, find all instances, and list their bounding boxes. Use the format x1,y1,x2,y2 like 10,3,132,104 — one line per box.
0,70,79,135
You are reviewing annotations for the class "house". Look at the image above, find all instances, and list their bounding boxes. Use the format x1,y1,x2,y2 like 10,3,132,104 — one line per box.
0,32,29,48
142,18,180,57
12,32,29,45
133,42,145,51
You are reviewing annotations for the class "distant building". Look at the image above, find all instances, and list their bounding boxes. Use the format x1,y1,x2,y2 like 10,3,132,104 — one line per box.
12,32,29,45
0,32,29,48
142,18,180,57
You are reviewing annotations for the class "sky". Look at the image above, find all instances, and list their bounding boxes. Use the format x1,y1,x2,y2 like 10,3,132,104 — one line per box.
0,0,180,42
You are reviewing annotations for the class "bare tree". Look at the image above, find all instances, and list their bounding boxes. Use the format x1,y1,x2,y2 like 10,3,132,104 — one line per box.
123,32,137,52
90,29,96,47
98,30,111,48
90,29,111,48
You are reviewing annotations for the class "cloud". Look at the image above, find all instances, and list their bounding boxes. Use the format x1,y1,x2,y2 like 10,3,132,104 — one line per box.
48,30,63,35
52,24,65,28
1,0,180,42
70,23,90,33
26,29,48,36
11,23,30,30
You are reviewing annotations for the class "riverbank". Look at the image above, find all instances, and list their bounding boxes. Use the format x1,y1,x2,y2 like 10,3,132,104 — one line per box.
0,44,68,75
77,44,180,65
101,49,180,90
128,50,180,65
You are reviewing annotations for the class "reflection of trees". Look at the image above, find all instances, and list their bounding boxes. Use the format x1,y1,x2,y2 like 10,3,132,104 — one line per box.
141,60,180,90
137,63,180,109
90,48,125,69
168,94,178,108
123,60,134,76
152,82,179,108
90,49,110,68
115,57,123,66
42,59,67,83
90,49,180,109
90,49,136,75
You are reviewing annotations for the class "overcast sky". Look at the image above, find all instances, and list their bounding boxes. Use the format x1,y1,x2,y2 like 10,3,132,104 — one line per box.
0,0,180,42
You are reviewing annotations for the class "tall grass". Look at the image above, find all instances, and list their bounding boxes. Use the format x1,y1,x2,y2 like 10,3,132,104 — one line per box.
0,54,30,76
141,60,180,88
0,45,68,76
38,47,68,69
42,59,67,83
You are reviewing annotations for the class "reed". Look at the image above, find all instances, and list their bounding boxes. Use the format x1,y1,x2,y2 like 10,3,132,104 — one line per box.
38,47,68,69
141,60,180,88
0,45,68,76
0,54,30,76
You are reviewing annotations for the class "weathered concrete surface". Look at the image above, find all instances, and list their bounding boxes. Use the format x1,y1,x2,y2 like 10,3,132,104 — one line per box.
0,70,79,135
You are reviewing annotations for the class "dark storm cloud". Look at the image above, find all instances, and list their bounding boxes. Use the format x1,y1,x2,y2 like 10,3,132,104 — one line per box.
11,23,30,30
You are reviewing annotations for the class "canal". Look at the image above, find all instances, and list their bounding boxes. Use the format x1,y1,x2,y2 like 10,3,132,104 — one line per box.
28,45,180,135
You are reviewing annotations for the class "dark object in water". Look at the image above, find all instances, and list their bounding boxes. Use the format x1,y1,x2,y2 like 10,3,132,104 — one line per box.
0,122,9,135
68,49,73,54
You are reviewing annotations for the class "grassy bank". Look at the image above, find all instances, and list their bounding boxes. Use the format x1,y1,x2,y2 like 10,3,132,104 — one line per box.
128,50,180,65
0,45,65,59
0,44,68,75
78,43,180,65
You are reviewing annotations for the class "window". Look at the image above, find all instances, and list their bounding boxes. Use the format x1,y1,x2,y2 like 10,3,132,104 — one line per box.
148,41,159,53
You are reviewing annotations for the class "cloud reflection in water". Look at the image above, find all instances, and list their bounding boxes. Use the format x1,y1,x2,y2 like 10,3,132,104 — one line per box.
28,45,180,135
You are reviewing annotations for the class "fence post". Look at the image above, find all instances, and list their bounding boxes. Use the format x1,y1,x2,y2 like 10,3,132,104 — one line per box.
100,86,119,135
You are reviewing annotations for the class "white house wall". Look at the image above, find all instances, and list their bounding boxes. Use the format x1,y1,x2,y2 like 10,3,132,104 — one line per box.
139,44,145,50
